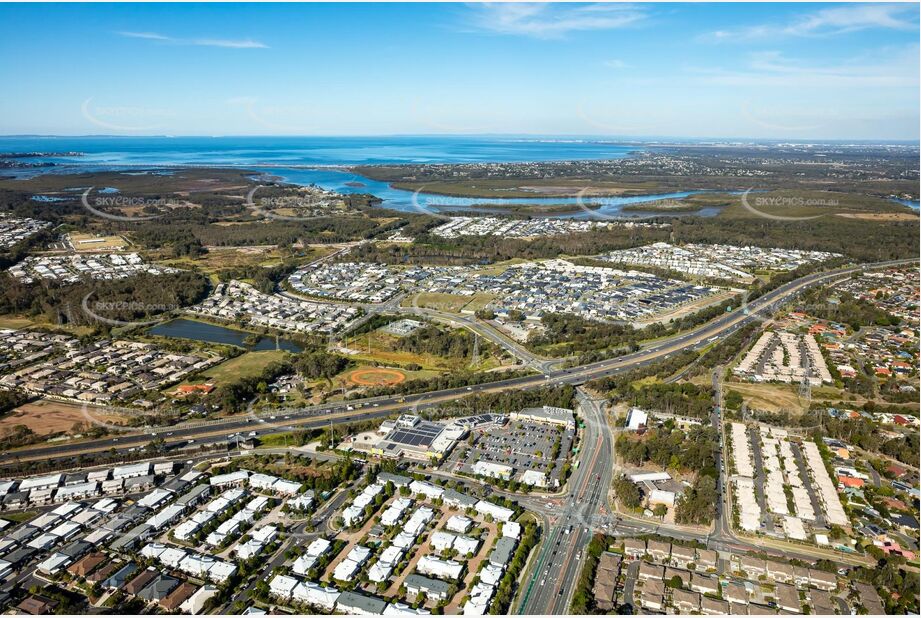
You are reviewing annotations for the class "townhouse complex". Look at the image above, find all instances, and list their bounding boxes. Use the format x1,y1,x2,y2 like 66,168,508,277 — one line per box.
429,217,663,239
0,215,51,250
599,242,840,282
268,471,529,616
8,253,179,284
0,336,220,405
187,280,362,335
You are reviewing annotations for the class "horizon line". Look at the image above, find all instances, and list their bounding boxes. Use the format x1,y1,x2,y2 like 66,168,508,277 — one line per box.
1,133,919,145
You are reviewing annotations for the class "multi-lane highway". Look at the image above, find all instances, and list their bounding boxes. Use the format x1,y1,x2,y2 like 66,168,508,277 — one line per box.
517,389,614,614
2,258,913,467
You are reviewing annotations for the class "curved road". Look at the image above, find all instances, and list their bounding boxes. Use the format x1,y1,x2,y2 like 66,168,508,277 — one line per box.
2,258,914,467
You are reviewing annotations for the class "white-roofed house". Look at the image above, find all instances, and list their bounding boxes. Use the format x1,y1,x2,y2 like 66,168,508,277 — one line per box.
446,515,473,533
416,555,464,580
332,545,372,582
269,574,299,600
409,480,444,500
453,535,480,557
272,479,303,495
501,521,521,540
208,560,237,583
293,581,340,612
475,500,514,522
209,470,249,487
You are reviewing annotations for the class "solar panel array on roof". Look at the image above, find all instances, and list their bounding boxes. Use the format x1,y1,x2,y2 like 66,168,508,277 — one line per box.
387,421,443,447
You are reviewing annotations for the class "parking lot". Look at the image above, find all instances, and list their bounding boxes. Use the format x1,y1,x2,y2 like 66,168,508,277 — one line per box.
443,418,574,489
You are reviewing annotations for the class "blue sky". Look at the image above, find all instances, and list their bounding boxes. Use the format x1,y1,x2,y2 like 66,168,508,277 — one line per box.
0,2,918,140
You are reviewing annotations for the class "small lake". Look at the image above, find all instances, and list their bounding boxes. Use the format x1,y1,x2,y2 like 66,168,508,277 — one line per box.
148,318,303,353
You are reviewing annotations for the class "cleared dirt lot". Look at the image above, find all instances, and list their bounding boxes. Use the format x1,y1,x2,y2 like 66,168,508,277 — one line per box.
0,399,129,436
837,212,918,222
67,232,127,252
724,382,807,414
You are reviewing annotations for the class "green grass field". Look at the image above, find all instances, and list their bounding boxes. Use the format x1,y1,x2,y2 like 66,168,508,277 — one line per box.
2,511,37,523
404,292,496,314
197,350,292,384
715,189,912,219
156,245,333,276
0,316,35,329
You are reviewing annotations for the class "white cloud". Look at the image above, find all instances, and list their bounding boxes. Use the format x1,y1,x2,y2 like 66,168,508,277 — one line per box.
604,59,630,69
704,3,916,42
190,38,267,49
117,31,267,49
465,3,646,39
117,31,171,41
690,48,919,89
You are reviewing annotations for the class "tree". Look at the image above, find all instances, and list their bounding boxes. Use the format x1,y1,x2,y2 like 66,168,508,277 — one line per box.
613,475,642,510
653,504,668,519
296,351,349,380
171,237,205,257
675,476,718,525
724,389,744,410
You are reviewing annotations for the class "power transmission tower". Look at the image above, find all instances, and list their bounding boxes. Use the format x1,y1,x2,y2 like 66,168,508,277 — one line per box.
471,333,480,368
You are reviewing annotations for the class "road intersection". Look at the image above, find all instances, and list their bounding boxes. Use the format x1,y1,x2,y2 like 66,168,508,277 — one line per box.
2,258,913,468
0,259,907,614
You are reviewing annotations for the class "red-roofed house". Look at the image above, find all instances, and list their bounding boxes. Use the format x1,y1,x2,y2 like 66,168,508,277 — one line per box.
882,497,909,512
875,540,916,561
838,476,865,489
837,365,857,378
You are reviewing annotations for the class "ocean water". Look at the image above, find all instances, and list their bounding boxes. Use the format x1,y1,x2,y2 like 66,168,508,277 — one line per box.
5,136,912,216
5,135,706,217
0,135,640,167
